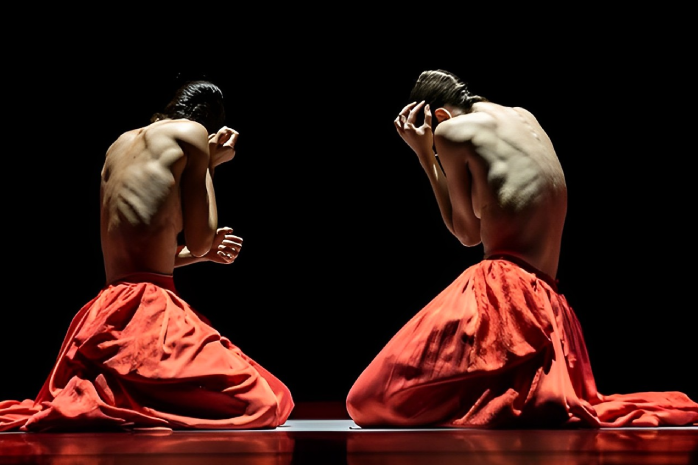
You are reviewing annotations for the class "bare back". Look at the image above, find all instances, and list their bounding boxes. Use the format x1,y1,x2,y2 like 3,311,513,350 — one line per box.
435,102,567,277
100,119,211,283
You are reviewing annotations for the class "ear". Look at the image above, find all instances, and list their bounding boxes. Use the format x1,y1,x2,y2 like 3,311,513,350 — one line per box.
433,107,453,123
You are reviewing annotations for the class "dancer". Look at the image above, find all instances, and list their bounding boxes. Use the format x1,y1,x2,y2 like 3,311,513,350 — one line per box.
0,80,294,432
346,69,698,428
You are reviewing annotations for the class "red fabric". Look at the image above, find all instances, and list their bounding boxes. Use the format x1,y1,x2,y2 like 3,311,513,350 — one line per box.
0,273,294,432
346,257,698,428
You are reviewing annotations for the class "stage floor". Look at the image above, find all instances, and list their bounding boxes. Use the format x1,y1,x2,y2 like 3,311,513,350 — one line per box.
1,419,697,464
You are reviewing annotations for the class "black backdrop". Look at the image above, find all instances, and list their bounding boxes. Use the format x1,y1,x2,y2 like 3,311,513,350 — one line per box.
3,19,696,408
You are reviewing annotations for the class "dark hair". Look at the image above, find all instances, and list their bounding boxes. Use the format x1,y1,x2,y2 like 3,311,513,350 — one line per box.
409,70,487,116
150,80,225,134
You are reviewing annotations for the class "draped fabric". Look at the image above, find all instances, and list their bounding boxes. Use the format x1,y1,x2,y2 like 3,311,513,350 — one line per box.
346,257,698,428
0,273,294,432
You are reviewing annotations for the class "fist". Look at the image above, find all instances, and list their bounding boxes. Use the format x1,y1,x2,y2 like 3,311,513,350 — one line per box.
208,126,239,167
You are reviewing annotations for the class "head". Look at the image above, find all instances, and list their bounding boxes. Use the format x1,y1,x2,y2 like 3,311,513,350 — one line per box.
409,69,487,128
150,80,225,134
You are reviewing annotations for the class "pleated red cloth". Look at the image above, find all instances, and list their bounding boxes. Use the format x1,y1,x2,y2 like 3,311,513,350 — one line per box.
0,273,294,432
346,256,698,428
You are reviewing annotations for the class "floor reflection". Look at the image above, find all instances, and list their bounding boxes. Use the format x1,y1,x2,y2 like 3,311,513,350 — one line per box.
0,423,696,465
346,427,698,465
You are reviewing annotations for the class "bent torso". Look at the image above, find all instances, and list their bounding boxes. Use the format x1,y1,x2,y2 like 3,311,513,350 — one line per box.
100,120,189,283
438,102,567,278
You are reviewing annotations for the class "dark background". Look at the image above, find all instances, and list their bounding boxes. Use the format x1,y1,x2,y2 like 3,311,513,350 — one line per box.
2,17,696,408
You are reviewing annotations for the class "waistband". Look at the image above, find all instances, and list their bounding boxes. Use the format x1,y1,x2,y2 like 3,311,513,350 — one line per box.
107,272,177,293
485,254,559,291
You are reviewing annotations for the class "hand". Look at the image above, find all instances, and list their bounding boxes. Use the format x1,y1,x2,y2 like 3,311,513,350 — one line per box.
206,227,243,264
394,101,434,158
208,126,239,169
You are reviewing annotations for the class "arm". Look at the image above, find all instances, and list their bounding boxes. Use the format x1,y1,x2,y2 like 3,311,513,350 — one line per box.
433,111,502,247
433,134,482,246
178,122,218,258
179,125,239,258
394,101,457,237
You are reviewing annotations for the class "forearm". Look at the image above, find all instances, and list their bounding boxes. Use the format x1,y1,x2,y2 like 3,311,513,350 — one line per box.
419,152,456,235
205,169,218,231
181,166,219,258
175,246,207,267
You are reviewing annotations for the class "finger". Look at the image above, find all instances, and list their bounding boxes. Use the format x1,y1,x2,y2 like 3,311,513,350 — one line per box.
217,250,235,263
399,101,418,115
406,101,426,124
395,103,416,130
423,103,433,128
394,118,404,132
221,239,242,251
218,242,239,252
393,107,407,130
396,101,418,122
222,130,239,148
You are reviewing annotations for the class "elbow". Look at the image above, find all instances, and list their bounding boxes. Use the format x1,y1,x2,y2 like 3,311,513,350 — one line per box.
452,219,481,247
456,234,481,247
184,229,216,258
188,244,211,258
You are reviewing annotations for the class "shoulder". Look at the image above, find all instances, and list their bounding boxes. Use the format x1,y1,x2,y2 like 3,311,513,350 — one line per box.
435,102,543,147
434,104,498,146
476,102,541,128
149,119,208,143
141,119,210,158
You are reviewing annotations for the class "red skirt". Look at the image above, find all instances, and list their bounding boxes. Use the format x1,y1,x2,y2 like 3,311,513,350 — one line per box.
346,257,698,428
0,273,294,431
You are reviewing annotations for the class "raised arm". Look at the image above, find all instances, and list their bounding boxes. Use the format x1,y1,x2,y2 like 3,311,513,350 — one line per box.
177,121,219,258
176,125,241,266
432,129,482,247
394,101,456,237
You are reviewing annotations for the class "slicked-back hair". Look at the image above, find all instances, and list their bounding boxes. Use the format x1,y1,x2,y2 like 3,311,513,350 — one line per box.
409,70,487,122
150,80,225,134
